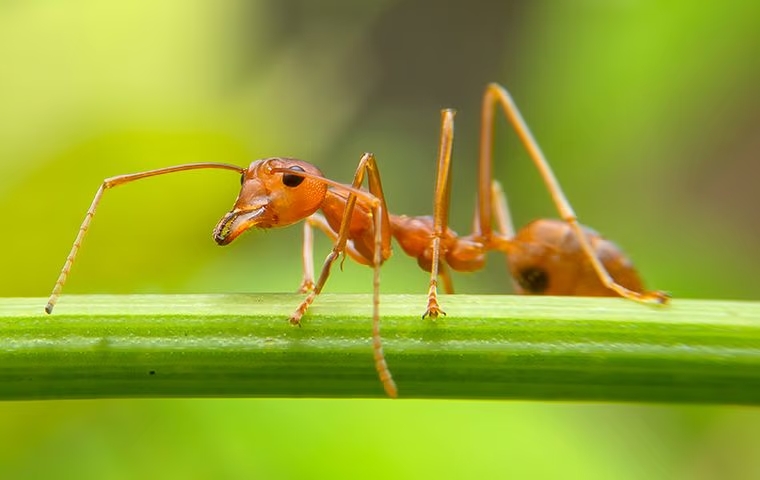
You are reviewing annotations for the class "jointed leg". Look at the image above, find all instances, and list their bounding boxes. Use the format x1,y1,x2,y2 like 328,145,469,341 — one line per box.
438,262,455,295
423,109,456,318
489,180,524,294
299,211,383,291
305,213,376,267
284,153,398,397
288,152,393,325
490,181,516,240
299,220,316,293
370,201,397,397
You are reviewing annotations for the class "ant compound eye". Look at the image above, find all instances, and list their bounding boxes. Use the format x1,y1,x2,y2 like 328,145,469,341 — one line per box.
282,165,306,188
240,172,246,185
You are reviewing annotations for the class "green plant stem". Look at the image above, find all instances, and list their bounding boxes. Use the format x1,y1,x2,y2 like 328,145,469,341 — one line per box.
1,294,759,403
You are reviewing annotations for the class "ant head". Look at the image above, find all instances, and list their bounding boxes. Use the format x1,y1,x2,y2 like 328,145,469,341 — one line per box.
213,157,327,245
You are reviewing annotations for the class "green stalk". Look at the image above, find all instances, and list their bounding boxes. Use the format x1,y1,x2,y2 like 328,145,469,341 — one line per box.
1,294,759,403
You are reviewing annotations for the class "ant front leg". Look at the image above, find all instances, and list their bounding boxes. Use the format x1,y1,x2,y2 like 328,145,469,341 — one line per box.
275,154,398,397
227,156,396,397
287,152,393,326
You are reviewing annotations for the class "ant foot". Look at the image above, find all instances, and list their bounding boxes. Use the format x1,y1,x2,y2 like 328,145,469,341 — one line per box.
289,306,307,327
422,303,446,319
382,378,399,399
289,294,315,326
615,285,671,306
297,280,315,294
642,290,671,305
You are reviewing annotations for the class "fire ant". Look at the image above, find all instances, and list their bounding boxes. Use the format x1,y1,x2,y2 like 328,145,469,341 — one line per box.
45,83,668,399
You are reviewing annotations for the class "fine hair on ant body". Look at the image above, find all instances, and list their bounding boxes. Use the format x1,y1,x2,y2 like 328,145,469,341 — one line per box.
46,83,668,398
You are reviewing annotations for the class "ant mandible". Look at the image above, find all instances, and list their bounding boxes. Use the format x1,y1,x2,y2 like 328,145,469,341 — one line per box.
45,83,669,399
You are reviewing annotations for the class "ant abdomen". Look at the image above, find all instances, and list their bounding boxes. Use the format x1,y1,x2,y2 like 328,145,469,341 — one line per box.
506,219,644,296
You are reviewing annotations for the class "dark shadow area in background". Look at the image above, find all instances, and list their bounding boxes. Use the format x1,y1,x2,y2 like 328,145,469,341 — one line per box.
240,0,523,113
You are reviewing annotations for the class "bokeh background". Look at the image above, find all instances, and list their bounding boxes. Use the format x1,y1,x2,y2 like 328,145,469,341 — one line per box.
1,1,759,478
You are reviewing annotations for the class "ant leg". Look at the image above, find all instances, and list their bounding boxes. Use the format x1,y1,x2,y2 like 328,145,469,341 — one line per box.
483,83,669,304
439,262,455,295
370,202,396,397
45,162,244,314
286,154,397,397
491,181,517,240
298,214,370,293
489,180,524,294
288,152,392,325
346,153,398,397
288,201,360,325
298,220,316,293
423,109,456,318
306,214,375,267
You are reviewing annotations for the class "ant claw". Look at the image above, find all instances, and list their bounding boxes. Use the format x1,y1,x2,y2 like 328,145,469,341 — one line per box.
297,281,315,294
645,290,671,305
422,305,446,319
288,316,303,327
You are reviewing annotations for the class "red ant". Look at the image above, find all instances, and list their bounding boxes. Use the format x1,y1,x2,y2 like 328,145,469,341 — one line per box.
46,83,668,399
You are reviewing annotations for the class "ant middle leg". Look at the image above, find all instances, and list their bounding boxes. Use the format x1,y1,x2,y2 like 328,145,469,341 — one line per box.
422,109,456,318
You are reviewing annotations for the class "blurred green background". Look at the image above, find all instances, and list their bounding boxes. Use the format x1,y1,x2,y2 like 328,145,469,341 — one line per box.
2,1,760,478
